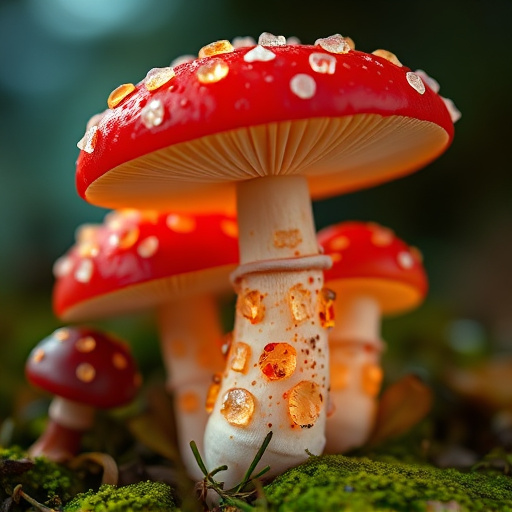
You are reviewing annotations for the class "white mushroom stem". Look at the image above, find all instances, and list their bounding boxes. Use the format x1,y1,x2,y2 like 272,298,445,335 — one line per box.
204,176,330,489
158,294,225,480
331,295,381,342
325,294,384,453
49,396,96,430
29,397,95,462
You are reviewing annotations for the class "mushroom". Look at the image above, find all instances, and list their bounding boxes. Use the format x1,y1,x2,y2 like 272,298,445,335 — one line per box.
52,209,239,478
74,33,456,485
317,221,428,453
25,326,140,462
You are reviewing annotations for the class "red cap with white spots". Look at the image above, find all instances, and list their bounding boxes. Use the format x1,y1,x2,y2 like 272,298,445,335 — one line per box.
52,210,239,322
318,221,427,314
25,326,141,409
75,33,456,213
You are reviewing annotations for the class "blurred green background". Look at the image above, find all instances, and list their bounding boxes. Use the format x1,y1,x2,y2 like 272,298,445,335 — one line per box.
0,0,511,425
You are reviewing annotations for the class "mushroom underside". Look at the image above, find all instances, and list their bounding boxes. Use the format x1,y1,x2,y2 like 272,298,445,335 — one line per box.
57,264,235,322
85,115,449,211
329,278,425,316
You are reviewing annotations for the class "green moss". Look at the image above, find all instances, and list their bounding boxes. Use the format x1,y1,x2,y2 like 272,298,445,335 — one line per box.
0,445,81,507
64,481,180,512
261,454,512,512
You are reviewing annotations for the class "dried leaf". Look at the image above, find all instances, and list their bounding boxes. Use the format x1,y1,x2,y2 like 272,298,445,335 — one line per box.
368,374,433,446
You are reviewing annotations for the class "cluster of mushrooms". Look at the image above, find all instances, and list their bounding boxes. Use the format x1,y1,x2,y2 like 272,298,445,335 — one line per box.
25,32,459,489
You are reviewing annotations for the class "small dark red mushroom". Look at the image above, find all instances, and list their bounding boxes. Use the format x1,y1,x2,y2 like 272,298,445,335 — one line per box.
25,326,141,462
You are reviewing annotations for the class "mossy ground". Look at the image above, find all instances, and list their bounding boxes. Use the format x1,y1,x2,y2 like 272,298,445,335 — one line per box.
0,446,83,509
260,454,512,512
2,446,511,511
64,481,180,512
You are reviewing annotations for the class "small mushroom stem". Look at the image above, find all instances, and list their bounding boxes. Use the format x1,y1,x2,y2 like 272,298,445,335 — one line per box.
29,397,95,462
331,295,381,341
204,175,330,488
158,294,225,480
325,294,384,453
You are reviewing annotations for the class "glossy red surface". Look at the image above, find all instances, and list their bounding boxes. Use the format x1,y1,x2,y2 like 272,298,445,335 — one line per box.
25,327,140,409
318,221,428,298
76,43,454,202
52,211,239,319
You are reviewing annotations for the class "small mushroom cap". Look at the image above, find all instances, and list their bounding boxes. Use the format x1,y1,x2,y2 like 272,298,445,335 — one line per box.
76,38,455,212
25,327,141,409
318,221,427,315
53,210,239,322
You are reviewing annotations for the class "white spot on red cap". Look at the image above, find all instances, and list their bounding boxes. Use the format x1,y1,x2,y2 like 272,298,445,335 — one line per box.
196,59,229,84
111,227,139,249
86,111,106,131
286,36,301,45
442,96,462,123
371,227,394,247
105,209,139,230
414,69,440,93
53,256,73,278
78,241,99,258
243,45,276,63
76,336,96,353
141,99,164,128
406,72,426,94
113,352,128,370
397,251,414,269
330,253,342,263
309,53,337,75
77,126,98,154
372,49,402,67
315,34,351,54
76,363,96,383
144,67,175,91
166,214,196,233
33,348,45,363
329,235,350,251
290,74,316,99
76,224,99,244
54,328,71,341
258,32,286,46
221,220,238,238
108,233,121,248
75,259,93,283
137,236,159,258
232,36,256,49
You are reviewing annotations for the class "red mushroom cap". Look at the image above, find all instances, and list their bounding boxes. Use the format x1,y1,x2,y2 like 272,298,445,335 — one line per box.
25,326,141,409
318,221,428,314
52,210,239,322
76,36,455,212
